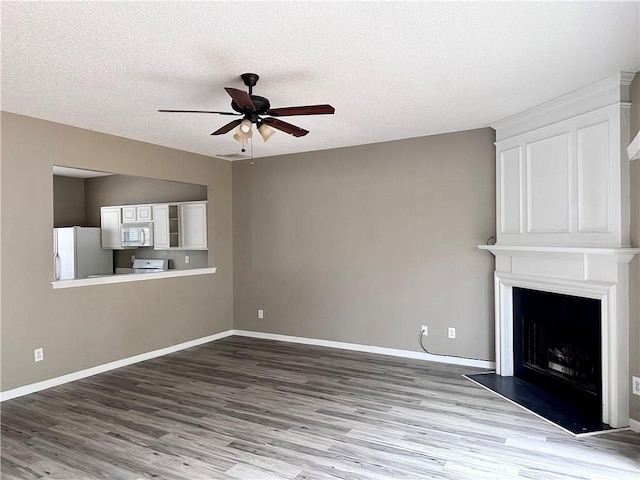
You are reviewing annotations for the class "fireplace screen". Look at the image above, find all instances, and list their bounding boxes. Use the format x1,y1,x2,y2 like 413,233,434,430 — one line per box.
513,287,601,414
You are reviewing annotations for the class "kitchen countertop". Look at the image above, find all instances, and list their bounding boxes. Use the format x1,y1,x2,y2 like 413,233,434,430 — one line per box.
51,267,217,289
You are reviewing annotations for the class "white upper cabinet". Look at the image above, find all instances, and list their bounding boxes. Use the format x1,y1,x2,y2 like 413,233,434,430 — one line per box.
122,205,153,223
152,202,206,250
179,202,208,250
152,204,170,249
492,72,634,248
136,205,153,222
100,206,122,249
121,206,136,223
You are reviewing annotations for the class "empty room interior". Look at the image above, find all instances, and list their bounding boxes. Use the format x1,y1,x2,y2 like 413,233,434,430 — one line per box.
2,2,640,479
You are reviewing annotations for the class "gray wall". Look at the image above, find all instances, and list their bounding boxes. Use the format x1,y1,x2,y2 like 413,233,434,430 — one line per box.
629,72,640,422
53,175,85,227
1,112,233,391
232,128,496,360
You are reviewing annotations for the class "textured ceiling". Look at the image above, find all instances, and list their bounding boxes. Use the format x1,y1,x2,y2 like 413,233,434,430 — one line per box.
2,2,639,160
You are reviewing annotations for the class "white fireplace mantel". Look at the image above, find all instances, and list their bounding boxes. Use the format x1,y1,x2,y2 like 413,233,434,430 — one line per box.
479,244,638,427
479,244,638,256
480,244,638,427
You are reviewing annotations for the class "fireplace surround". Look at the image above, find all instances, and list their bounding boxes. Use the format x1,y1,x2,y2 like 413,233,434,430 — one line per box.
513,287,602,416
478,246,637,427
479,72,638,429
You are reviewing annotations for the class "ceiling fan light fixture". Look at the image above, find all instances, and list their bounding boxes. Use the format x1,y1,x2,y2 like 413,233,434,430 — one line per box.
159,73,335,142
258,123,276,142
239,119,252,133
235,122,253,140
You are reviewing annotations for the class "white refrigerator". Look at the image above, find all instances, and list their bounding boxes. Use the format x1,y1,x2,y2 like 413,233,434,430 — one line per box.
53,227,113,280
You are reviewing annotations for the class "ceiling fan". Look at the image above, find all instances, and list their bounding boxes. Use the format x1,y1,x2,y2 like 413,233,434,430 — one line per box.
158,73,335,144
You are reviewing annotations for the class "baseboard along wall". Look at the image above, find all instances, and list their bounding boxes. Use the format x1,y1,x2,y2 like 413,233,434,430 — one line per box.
0,330,235,402
1,329,495,402
232,330,495,370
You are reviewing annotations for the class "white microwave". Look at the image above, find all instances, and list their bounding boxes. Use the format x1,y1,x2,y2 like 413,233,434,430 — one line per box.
121,223,153,247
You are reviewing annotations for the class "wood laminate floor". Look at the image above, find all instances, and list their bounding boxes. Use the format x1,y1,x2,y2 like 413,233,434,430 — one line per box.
1,336,639,480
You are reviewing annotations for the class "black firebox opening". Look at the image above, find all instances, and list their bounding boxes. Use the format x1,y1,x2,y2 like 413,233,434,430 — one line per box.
513,287,601,417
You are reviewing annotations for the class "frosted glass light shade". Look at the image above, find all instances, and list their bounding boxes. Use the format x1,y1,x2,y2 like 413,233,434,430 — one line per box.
234,120,253,140
239,119,252,133
258,123,275,142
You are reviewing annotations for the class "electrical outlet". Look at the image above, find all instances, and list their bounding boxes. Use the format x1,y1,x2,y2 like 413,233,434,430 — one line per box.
448,327,456,339
185,255,190,264
421,325,428,335
257,309,264,319
632,376,640,396
34,347,44,362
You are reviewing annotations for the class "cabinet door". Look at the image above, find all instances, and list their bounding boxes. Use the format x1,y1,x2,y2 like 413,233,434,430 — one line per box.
121,206,137,223
152,204,170,249
179,202,208,250
137,205,153,222
100,207,122,249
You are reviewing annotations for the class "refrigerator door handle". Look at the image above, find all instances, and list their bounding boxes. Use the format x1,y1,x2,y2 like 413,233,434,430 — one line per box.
54,253,61,280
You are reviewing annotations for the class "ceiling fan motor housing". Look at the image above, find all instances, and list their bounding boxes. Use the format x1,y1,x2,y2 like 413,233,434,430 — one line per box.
231,95,271,119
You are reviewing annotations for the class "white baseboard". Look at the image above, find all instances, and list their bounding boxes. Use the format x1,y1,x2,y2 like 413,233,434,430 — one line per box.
1,328,494,403
630,418,640,434
232,329,495,369
0,330,234,402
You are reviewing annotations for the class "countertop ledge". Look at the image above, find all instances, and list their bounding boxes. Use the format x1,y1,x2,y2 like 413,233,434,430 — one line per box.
52,267,217,289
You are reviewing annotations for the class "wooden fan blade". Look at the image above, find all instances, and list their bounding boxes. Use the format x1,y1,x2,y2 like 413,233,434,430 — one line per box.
263,117,309,137
266,104,335,117
224,87,256,112
158,109,240,115
211,119,242,135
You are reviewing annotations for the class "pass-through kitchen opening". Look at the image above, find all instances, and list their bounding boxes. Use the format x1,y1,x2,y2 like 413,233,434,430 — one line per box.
52,167,210,282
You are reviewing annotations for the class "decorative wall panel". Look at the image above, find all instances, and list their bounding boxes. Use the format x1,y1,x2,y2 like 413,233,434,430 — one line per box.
577,122,610,232
526,134,570,233
499,147,522,234
492,72,633,247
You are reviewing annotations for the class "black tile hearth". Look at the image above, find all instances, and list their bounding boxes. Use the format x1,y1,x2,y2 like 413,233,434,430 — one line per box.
465,373,615,436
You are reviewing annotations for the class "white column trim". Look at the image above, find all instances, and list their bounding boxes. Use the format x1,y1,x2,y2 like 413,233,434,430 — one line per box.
628,131,640,161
